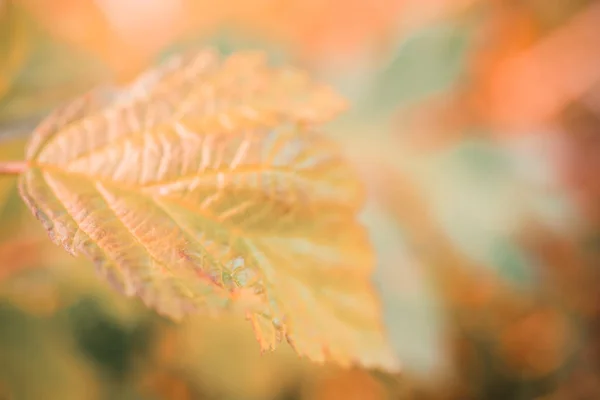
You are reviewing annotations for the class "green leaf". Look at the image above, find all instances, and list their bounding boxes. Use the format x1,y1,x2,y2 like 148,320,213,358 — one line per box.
364,21,472,117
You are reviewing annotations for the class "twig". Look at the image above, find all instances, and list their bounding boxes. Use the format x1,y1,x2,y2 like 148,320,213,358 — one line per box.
0,161,27,175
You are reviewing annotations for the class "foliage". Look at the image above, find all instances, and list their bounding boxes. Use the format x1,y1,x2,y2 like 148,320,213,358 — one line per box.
1,1,600,399
17,49,397,370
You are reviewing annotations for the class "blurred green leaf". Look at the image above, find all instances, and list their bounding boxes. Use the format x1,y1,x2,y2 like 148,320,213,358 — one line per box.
158,29,290,68
363,20,472,117
419,139,575,287
362,201,449,379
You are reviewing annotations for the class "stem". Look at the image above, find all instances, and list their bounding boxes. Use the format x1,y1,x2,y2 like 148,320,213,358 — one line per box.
0,161,28,175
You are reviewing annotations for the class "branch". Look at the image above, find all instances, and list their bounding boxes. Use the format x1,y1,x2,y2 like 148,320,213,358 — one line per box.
0,161,27,175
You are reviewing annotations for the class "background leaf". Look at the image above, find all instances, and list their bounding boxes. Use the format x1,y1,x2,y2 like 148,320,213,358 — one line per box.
362,20,473,118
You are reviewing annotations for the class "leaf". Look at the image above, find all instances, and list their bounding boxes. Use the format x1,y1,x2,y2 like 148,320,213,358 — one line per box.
420,139,575,288
18,49,399,370
363,21,472,117
364,203,449,378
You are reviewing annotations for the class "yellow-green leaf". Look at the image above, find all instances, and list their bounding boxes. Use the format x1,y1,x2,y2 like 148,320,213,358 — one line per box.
18,49,399,370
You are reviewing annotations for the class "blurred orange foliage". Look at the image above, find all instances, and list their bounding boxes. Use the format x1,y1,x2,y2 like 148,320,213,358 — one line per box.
1,0,600,398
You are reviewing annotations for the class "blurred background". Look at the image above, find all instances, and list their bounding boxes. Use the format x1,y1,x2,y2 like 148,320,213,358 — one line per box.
1,0,600,399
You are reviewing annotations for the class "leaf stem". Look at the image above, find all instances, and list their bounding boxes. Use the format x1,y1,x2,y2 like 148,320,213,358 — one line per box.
0,161,28,176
